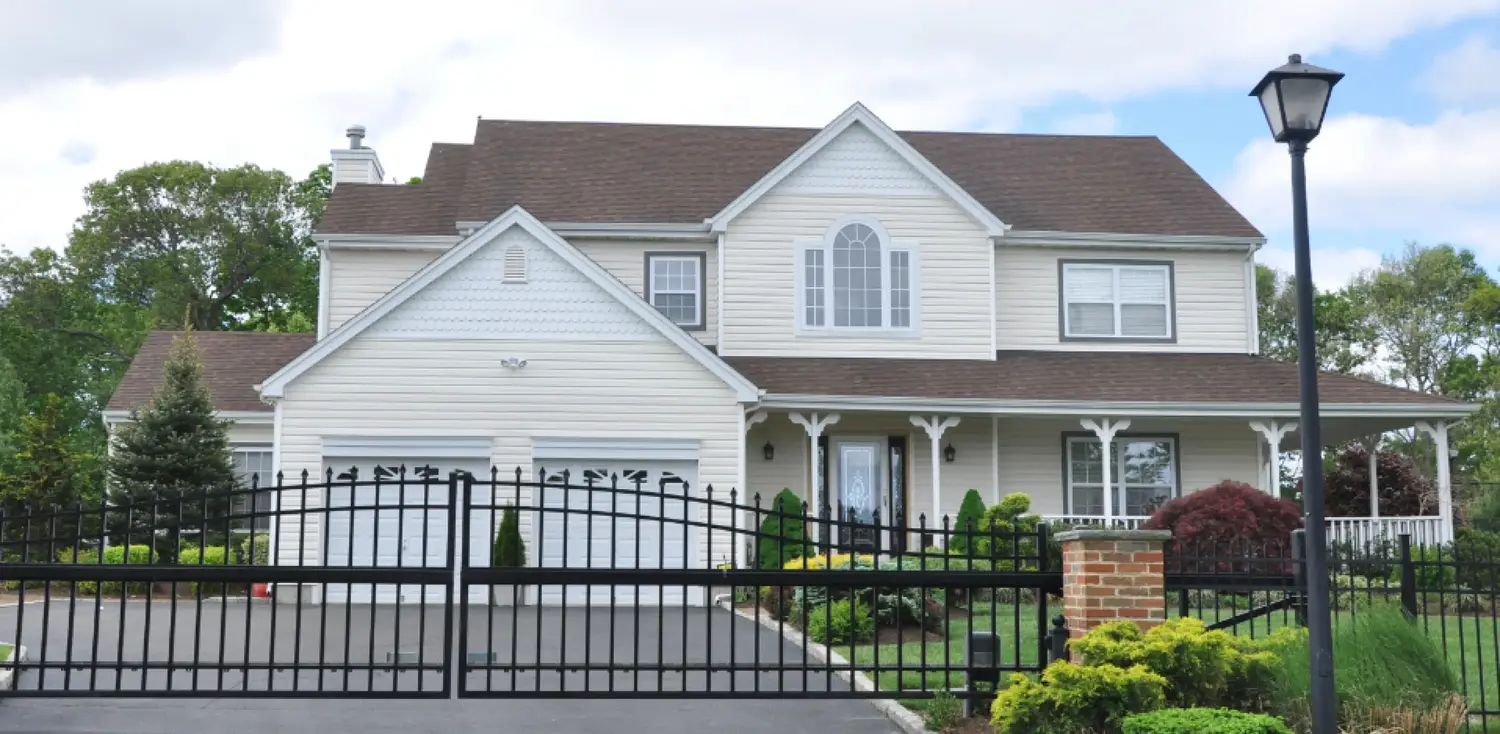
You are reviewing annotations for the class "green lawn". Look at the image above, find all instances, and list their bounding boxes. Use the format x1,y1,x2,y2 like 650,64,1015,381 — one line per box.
833,600,1500,709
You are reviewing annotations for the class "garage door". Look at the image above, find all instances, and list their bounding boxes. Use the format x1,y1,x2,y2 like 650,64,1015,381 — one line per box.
324,457,491,604
535,460,698,606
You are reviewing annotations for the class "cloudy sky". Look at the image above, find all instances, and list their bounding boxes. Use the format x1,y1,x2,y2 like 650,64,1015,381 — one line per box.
2,0,1498,286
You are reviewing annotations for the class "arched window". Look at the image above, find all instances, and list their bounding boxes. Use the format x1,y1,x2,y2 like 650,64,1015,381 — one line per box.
798,218,917,331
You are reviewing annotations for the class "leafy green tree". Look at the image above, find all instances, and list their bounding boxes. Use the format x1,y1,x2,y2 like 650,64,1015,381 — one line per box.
949,489,986,554
0,393,98,557
1348,242,1492,393
1255,263,1367,373
107,333,237,561
66,161,320,333
0,355,24,464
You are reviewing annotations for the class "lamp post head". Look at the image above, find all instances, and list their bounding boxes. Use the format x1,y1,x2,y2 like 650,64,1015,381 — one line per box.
1251,53,1344,144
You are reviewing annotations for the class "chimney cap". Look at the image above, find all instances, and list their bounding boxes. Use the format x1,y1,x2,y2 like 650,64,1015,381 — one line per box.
345,124,367,149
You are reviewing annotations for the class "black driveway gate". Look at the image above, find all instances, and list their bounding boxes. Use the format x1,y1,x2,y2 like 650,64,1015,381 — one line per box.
0,470,457,697
0,467,1064,702
457,468,1064,700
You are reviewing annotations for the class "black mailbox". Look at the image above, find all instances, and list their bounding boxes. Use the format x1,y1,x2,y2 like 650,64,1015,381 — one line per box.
965,630,1000,718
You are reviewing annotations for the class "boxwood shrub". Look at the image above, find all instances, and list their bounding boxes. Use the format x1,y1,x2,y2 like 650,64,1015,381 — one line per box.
804,599,874,645
1122,708,1291,734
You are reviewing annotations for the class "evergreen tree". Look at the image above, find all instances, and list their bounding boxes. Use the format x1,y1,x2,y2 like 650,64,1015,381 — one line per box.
493,506,525,567
107,333,237,561
0,393,97,558
757,488,808,569
950,489,987,555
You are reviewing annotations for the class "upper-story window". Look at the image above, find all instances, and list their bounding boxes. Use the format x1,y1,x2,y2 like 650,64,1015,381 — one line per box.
646,252,706,330
798,218,918,332
1060,261,1174,341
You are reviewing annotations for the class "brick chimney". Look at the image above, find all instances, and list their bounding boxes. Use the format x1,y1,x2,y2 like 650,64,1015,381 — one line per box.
330,124,385,187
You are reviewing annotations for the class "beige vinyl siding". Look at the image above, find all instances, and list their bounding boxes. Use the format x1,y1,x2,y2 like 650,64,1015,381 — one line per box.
722,192,994,359
996,417,1260,516
994,246,1251,352
326,249,440,331
227,421,273,446
275,338,741,572
572,240,718,346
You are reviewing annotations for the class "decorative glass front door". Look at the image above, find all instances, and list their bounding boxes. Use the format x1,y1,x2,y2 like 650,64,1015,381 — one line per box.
838,441,881,550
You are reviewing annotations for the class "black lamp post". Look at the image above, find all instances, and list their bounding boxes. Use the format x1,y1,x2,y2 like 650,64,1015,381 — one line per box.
1251,53,1344,734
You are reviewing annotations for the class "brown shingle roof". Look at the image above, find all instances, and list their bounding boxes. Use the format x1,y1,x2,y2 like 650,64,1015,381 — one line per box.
724,351,1463,407
317,119,1261,239
106,331,315,413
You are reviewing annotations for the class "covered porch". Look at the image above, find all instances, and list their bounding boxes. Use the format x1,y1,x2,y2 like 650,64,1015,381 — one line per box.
726,351,1477,561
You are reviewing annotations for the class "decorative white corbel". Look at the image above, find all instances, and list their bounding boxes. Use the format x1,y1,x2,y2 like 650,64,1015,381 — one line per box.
1081,418,1131,524
789,412,840,514
1249,420,1297,497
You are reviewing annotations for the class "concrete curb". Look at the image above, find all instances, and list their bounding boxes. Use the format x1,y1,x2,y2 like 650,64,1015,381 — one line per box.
0,644,29,691
714,595,936,734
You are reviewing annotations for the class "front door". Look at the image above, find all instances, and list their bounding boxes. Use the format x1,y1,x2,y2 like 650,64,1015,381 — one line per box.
836,440,882,551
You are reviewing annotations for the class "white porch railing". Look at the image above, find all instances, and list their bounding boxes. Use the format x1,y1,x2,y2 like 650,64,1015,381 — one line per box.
1326,516,1449,548
1042,514,1451,547
1041,515,1150,530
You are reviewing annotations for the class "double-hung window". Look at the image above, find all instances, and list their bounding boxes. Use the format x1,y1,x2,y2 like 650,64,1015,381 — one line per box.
1061,262,1173,340
1065,436,1177,517
646,253,706,330
799,218,918,332
231,448,274,533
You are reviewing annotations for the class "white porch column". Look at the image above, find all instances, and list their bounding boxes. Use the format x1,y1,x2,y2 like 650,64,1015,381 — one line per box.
1248,420,1297,497
738,410,768,569
1416,421,1455,542
1081,419,1131,524
910,415,960,529
788,412,840,540
1361,434,1380,519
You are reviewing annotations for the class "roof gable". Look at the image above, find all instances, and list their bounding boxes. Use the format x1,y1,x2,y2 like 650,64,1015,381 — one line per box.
708,103,1007,236
266,207,759,401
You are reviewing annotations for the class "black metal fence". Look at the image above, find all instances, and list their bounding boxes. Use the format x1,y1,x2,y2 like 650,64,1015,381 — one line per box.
0,467,1065,701
1166,532,1500,731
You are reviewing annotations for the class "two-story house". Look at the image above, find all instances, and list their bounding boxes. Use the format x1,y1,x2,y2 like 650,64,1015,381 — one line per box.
104,104,1473,603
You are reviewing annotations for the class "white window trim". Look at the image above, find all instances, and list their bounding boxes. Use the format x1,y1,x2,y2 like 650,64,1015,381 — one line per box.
1060,261,1175,341
1064,435,1178,518
795,216,921,337
646,252,706,330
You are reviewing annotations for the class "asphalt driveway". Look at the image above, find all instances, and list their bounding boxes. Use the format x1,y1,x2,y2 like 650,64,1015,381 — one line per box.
0,599,900,733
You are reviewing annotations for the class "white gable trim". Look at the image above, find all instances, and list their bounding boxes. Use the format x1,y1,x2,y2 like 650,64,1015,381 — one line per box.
707,102,1009,237
259,206,759,402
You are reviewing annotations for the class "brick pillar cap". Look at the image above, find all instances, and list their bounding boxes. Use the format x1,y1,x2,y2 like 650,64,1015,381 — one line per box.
1054,528,1172,543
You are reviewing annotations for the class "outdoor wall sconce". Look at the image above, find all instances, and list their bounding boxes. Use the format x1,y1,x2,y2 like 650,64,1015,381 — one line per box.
944,444,956,463
763,442,775,461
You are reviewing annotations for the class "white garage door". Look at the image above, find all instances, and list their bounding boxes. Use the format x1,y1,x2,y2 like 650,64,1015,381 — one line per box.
324,458,491,604
535,460,698,606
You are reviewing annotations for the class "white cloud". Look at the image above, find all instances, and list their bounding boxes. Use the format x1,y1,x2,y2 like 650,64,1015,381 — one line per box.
1050,110,1118,135
1257,245,1383,288
1224,109,1500,257
3,0,1499,253
1420,35,1500,105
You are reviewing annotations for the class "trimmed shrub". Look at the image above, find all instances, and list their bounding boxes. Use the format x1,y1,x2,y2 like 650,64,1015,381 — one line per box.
1331,537,1398,581
756,489,807,570
990,661,1167,734
237,533,271,565
493,506,525,567
1121,708,1291,734
1452,527,1500,592
69,544,158,595
1068,618,1288,710
804,599,874,645
1322,443,1438,517
178,545,228,595
1392,545,1457,591
949,489,986,555
1143,481,1303,562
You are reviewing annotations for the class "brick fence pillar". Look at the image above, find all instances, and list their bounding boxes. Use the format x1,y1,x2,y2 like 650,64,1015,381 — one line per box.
1055,528,1171,639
